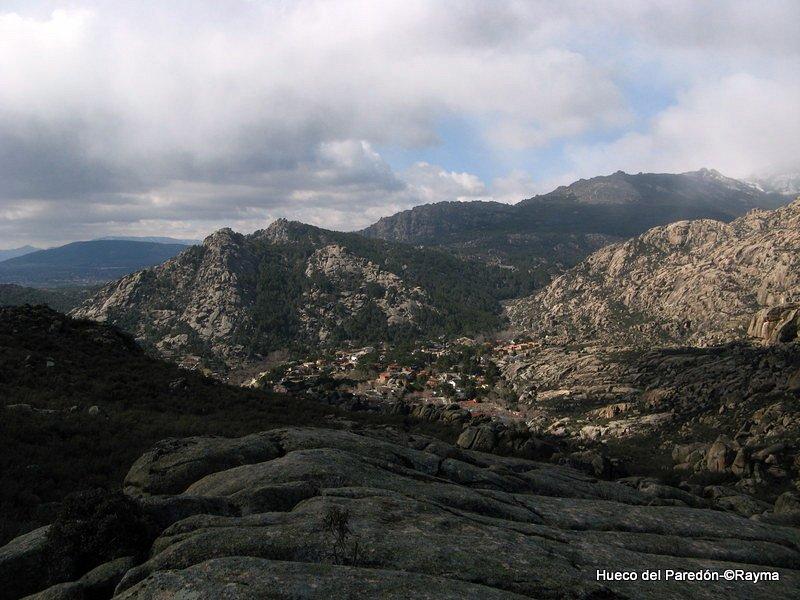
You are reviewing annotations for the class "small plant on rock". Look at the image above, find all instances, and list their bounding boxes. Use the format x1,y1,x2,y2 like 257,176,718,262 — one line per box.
322,505,361,566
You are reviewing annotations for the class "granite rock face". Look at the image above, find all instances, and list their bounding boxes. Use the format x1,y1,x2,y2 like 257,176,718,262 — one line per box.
11,426,798,599
70,222,449,371
508,199,800,348
497,340,800,500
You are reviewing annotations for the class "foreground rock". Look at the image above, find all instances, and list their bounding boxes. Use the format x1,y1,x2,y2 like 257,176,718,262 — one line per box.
13,426,799,599
116,558,527,600
0,526,53,600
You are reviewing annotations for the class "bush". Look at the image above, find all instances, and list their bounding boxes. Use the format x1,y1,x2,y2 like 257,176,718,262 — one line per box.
46,490,157,580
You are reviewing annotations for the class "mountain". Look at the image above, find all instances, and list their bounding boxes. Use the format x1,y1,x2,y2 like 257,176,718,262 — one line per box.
362,169,790,293
519,168,781,209
0,246,39,262
0,284,91,313
71,220,514,372
0,240,187,287
507,198,800,348
751,172,800,196
96,236,200,245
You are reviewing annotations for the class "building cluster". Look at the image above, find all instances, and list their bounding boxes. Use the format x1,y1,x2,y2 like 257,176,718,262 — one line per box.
245,338,499,409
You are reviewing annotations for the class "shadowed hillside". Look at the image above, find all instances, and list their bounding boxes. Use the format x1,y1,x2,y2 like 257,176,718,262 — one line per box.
0,306,457,548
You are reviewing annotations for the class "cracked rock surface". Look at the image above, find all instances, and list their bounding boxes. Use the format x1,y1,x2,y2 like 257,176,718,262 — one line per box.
23,426,799,599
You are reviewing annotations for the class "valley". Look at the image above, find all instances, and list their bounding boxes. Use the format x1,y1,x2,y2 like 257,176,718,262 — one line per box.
4,4,798,597
3,170,800,599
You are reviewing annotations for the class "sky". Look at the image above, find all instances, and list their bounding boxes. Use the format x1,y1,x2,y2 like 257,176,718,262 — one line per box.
1,0,799,248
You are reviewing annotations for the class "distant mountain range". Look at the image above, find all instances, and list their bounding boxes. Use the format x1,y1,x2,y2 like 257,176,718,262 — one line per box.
362,169,791,292
96,235,200,245
72,220,515,371
0,245,40,262
0,240,187,287
0,237,195,266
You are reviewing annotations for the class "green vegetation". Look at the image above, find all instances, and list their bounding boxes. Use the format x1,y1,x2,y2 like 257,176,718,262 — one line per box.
239,227,509,354
0,284,93,312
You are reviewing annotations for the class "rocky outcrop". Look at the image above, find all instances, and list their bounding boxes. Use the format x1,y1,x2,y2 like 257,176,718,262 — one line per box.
495,340,800,500
9,426,799,599
508,198,800,348
70,221,489,372
748,304,800,344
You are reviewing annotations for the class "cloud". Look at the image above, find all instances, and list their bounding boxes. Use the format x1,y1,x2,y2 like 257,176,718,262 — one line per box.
566,73,800,178
400,162,487,203
0,1,797,246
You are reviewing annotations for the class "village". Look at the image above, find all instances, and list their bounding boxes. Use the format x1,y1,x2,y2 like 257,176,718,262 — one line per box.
244,337,538,422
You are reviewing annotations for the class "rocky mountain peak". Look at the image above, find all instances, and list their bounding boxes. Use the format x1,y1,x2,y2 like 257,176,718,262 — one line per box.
203,227,234,241
686,167,763,193
256,218,313,244
693,167,723,178
201,227,247,256
71,223,504,371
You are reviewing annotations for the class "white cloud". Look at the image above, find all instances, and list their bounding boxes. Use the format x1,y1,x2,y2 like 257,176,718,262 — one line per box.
0,1,798,246
567,74,800,179
400,162,487,204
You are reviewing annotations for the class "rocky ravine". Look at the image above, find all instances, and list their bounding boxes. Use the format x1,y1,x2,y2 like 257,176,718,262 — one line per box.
7,427,800,599
508,198,800,348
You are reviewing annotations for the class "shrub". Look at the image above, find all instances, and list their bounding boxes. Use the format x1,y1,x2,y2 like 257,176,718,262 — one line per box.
46,489,157,580
322,505,361,566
